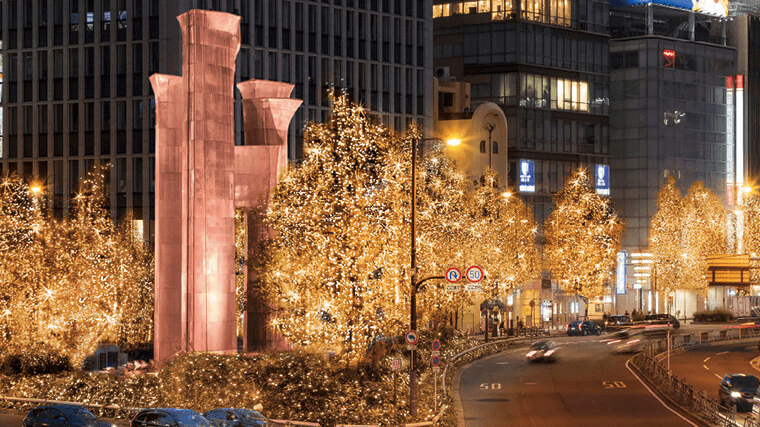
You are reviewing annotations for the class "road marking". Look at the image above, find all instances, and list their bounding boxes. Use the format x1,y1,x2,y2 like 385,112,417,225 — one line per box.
717,351,729,355
715,373,723,379
525,382,536,385
626,359,699,427
496,362,510,365
704,357,711,363
703,365,710,371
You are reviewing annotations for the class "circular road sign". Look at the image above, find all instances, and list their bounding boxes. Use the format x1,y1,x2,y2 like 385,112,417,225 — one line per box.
432,356,441,366
445,267,462,283
405,330,419,345
466,265,485,283
432,339,441,351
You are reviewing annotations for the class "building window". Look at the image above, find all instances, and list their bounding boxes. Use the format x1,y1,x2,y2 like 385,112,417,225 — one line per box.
493,141,499,154
480,140,487,153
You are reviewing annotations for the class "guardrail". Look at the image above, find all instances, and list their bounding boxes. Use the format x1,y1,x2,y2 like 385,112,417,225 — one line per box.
631,326,760,427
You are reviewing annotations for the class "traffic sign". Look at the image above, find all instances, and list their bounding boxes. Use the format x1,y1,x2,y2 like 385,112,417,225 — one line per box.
392,358,402,371
445,284,460,292
466,265,484,283
466,283,483,292
445,267,462,283
432,356,441,366
432,339,441,351
405,330,419,345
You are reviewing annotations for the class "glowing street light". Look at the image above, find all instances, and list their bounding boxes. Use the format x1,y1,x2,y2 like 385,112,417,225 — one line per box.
446,138,461,147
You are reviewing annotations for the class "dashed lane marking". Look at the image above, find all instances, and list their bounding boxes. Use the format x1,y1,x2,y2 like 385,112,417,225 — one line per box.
704,357,711,363
717,351,729,355
703,365,710,370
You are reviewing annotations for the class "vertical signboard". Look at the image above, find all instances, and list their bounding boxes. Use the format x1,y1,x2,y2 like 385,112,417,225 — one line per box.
518,159,535,193
595,164,610,196
726,76,735,207
736,75,745,195
616,251,627,295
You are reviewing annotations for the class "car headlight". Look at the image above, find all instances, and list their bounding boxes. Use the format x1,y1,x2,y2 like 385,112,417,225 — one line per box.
732,391,742,398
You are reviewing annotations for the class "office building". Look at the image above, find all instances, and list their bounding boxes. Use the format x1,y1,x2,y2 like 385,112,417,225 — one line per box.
0,0,433,241
609,0,736,313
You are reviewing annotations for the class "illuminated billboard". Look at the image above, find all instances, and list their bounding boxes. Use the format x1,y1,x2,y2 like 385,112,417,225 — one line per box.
610,0,728,17
518,159,535,193
595,164,610,196
616,251,626,295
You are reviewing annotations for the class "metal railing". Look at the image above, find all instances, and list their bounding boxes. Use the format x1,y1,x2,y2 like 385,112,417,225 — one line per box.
631,326,760,427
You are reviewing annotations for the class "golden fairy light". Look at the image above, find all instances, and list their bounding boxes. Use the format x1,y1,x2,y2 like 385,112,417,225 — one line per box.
0,168,153,366
544,169,624,311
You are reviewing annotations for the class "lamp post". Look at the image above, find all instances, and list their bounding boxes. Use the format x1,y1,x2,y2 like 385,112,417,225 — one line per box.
484,122,495,169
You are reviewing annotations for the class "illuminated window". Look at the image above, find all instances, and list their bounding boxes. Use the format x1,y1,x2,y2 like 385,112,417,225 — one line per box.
433,4,443,17
464,1,478,13
521,0,544,21
549,0,571,26
478,0,491,13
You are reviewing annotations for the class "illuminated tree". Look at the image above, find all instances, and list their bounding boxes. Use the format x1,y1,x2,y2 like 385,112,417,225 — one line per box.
262,95,413,361
743,192,760,283
544,169,624,308
650,176,685,294
680,182,727,291
0,169,154,365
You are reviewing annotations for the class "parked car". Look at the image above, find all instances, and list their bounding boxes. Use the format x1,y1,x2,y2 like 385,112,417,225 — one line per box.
566,320,603,336
607,330,645,353
644,313,680,329
22,404,115,427
604,315,632,331
525,340,558,363
718,373,760,412
203,408,274,427
131,408,211,427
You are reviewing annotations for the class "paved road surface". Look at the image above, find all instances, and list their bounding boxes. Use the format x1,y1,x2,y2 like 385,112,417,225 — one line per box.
455,334,696,427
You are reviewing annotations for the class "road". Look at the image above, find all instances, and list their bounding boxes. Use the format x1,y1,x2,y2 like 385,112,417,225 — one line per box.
454,334,696,427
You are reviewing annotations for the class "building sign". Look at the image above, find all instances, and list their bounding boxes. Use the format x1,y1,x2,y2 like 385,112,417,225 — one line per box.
663,49,675,69
727,76,735,207
616,251,626,295
610,0,727,16
737,75,745,197
518,159,535,193
595,164,610,196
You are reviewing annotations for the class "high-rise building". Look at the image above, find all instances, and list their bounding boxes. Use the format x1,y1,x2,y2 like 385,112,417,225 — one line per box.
0,0,433,241
432,0,611,232
609,1,736,313
433,0,611,326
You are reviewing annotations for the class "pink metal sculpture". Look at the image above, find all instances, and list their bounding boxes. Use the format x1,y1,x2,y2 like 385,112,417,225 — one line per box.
150,10,301,365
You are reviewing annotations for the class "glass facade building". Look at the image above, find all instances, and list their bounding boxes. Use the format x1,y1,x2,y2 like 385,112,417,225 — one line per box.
433,0,610,230
609,5,736,251
0,0,433,241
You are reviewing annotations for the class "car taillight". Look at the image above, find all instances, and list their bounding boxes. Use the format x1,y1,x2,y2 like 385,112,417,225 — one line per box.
526,350,537,357
579,324,583,330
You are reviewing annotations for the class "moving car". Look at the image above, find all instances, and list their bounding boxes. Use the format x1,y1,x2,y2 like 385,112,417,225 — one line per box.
644,313,680,329
718,373,759,412
606,330,645,353
22,404,115,427
131,408,211,427
604,315,632,331
526,340,558,363
204,408,273,427
566,320,603,336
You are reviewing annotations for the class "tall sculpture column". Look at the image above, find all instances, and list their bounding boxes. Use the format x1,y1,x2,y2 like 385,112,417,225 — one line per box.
150,10,241,364
235,81,302,352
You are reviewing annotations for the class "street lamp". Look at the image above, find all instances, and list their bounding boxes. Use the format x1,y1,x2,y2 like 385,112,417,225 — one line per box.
409,135,444,419
484,122,495,169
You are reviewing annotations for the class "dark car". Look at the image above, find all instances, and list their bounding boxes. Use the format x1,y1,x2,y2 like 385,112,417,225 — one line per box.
203,409,274,427
604,315,633,331
566,320,603,336
644,313,680,329
23,404,115,427
718,373,760,412
526,340,558,363
131,408,211,427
